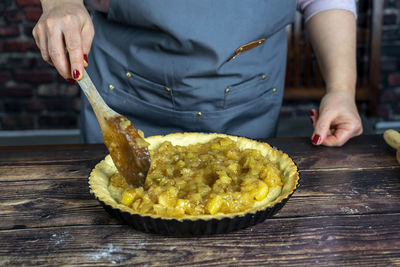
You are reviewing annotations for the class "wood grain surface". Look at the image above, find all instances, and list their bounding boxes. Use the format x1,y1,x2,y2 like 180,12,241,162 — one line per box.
1,135,400,266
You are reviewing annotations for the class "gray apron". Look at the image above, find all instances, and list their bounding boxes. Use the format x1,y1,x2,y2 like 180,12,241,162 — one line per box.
81,0,296,143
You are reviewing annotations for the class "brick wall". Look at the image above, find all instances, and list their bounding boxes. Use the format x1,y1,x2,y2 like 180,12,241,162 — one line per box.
0,0,80,130
378,0,400,120
0,0,399,131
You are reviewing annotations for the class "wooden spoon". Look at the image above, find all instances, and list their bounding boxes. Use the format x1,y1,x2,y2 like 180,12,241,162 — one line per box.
78,70,151,187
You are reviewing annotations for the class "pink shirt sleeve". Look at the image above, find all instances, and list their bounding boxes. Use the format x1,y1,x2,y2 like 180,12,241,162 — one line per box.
297,0,357,22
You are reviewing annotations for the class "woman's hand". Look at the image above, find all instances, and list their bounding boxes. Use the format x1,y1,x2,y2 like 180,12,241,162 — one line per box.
310,90,363,147
33,0,94,82
306,9,361,147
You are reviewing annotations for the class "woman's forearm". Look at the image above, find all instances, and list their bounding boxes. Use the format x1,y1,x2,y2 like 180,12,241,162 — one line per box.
306,9,357,96
40,0,84,12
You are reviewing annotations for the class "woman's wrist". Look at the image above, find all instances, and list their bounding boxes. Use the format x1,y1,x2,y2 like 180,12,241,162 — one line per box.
325,83,356,97
40,0,84,11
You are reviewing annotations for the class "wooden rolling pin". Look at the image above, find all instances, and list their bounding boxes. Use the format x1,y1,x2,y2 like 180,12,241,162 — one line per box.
383,129,400,164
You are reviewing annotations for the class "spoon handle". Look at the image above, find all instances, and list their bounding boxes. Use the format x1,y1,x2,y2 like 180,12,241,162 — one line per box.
77,70,117,122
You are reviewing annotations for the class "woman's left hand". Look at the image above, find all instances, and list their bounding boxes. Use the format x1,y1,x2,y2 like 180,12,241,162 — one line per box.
310,91,363,147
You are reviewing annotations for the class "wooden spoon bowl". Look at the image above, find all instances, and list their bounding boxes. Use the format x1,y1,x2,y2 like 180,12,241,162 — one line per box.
78,70,151,186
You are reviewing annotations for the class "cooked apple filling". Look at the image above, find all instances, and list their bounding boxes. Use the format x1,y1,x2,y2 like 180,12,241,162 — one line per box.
110,137,283,217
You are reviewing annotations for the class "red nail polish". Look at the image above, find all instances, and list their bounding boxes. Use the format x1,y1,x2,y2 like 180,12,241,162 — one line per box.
73,69,80,79
312,134,321,145
83,54,88,64
67,78,76,85
309,109,314,116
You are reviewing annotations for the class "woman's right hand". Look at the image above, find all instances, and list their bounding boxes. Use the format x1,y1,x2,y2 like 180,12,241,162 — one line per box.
33,0,94,82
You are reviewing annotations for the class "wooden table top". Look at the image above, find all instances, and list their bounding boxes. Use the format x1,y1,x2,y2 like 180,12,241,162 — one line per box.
1,134,400,266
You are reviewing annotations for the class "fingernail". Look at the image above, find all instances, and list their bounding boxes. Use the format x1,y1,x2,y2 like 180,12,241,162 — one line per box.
309,109,314,116
73,69,80,80
310,117,313,124
312,134,321,145
67,78,76,85
83,54,88,64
